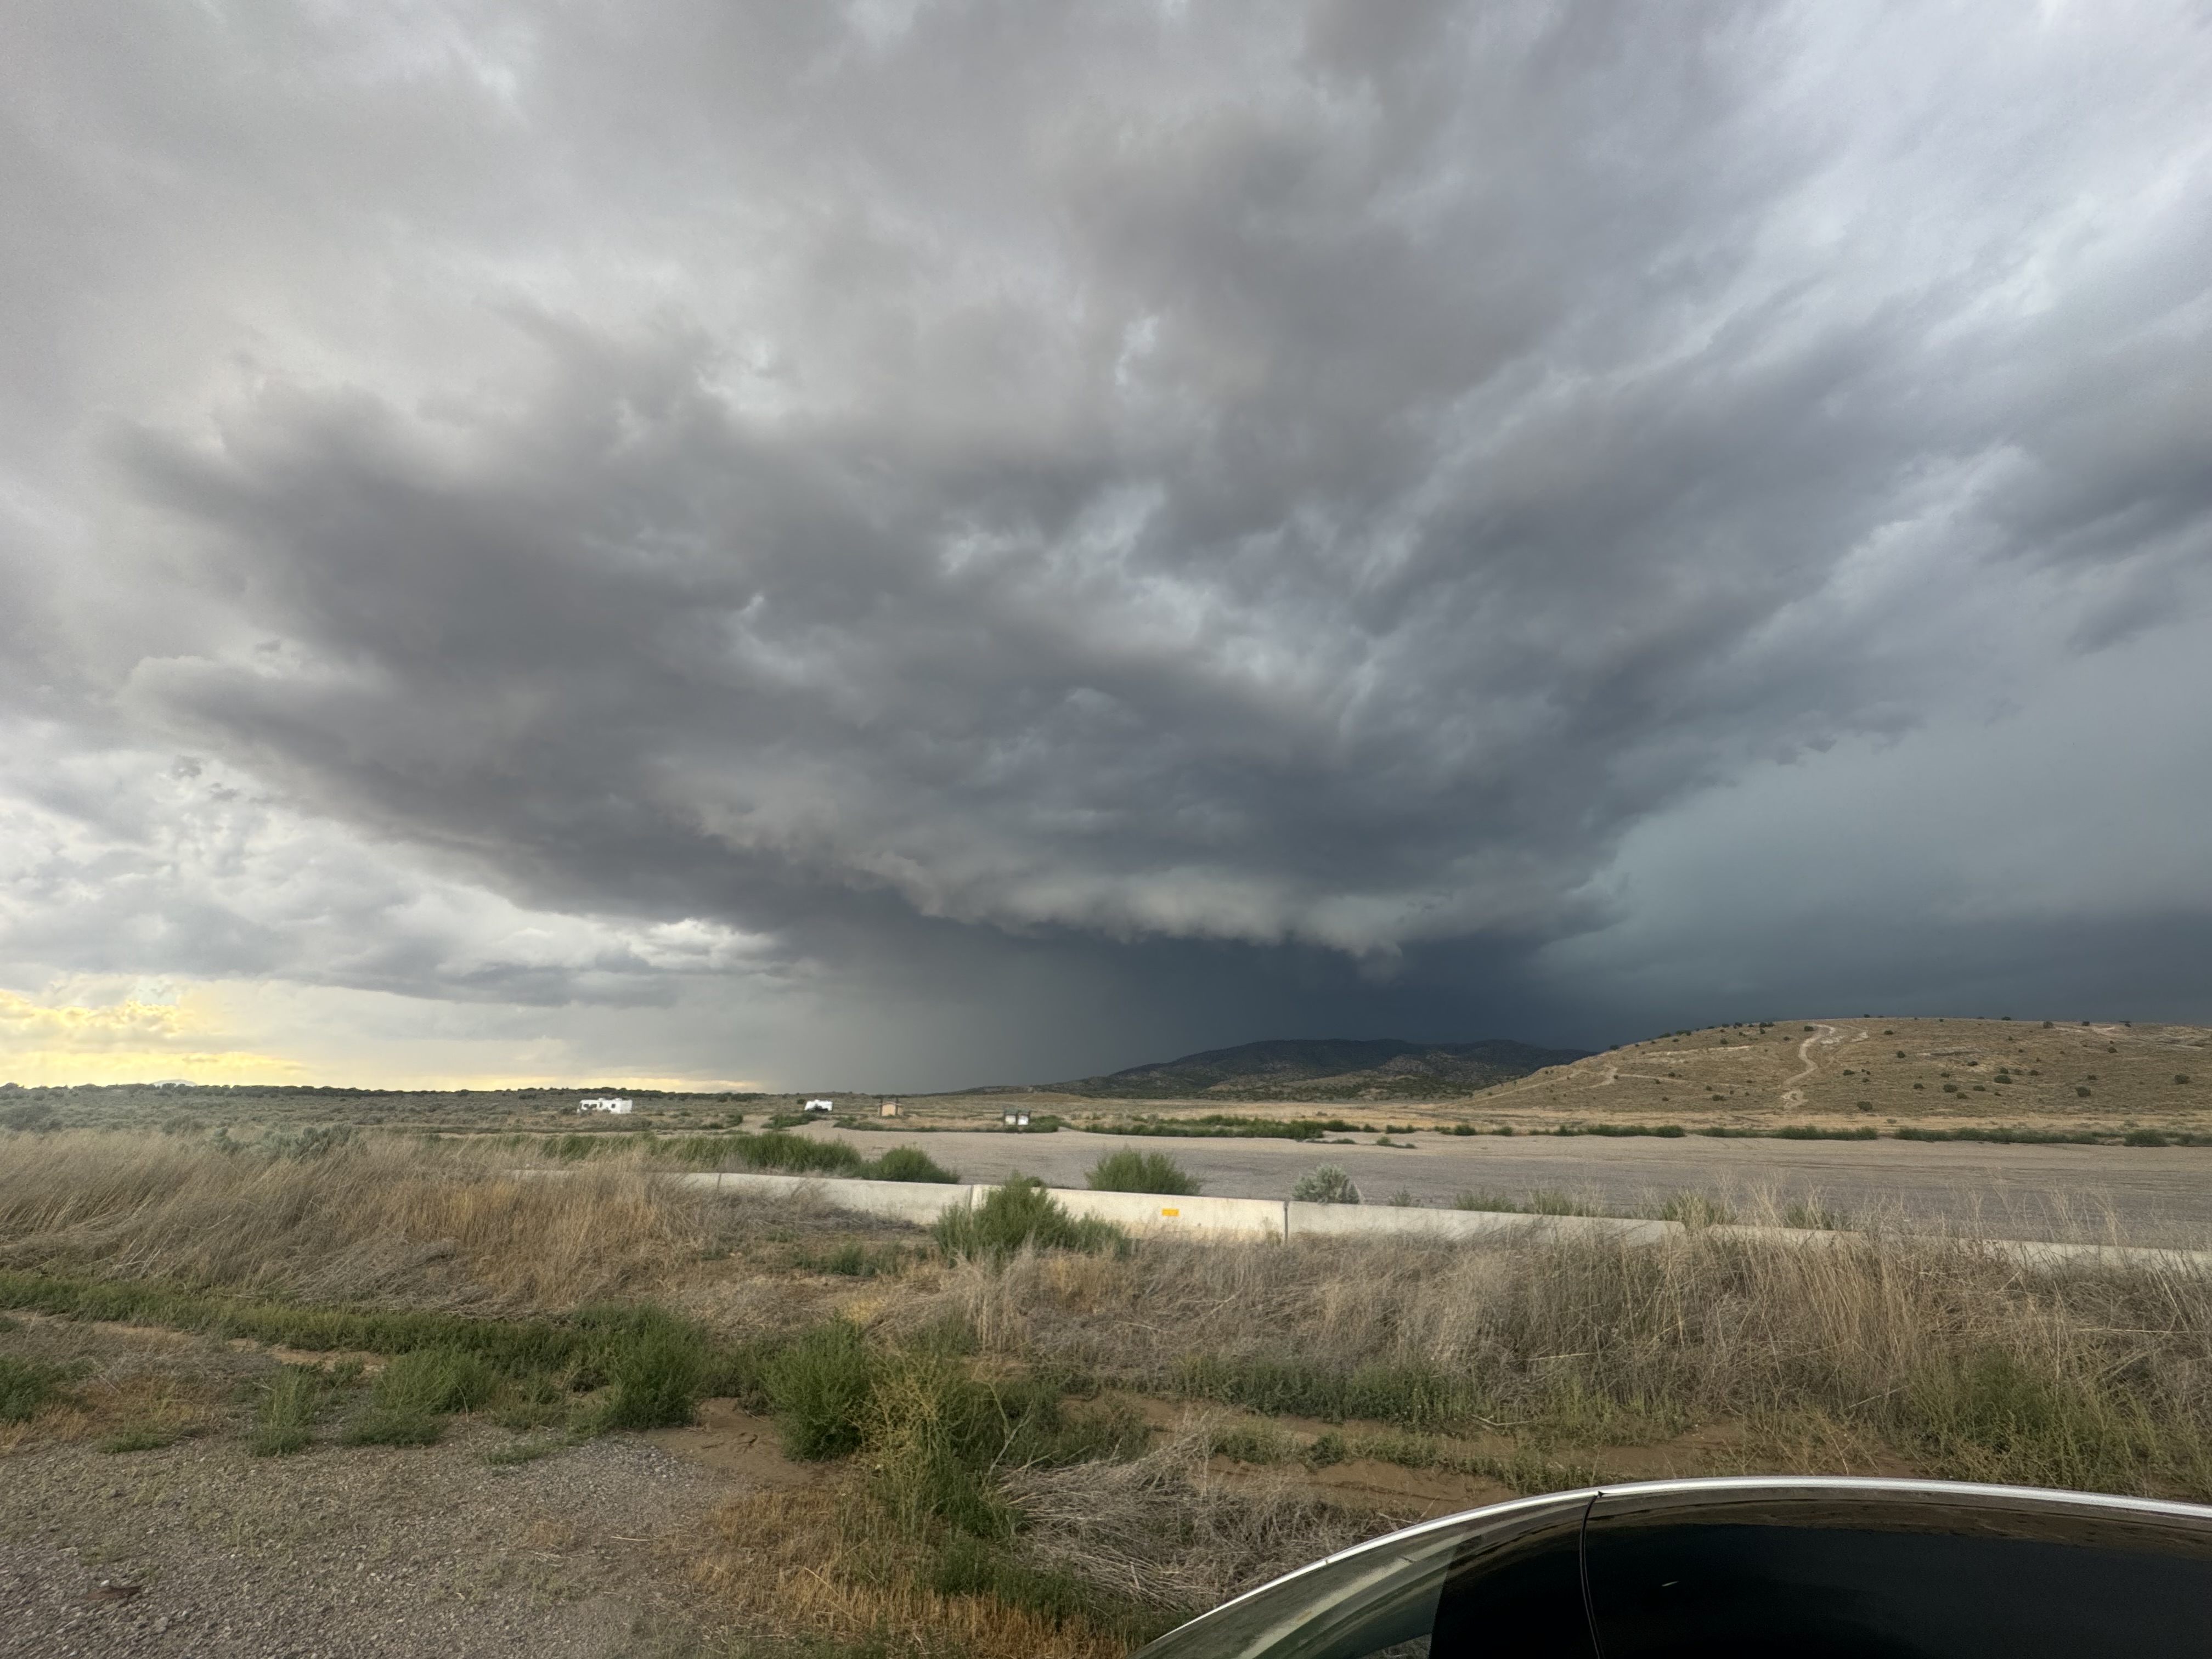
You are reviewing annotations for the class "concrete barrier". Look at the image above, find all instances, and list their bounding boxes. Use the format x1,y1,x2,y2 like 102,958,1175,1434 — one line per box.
1049,1188,1285,1240
616,1169,2212,1271
1289,1203,1680,1247
667,1170,975,1227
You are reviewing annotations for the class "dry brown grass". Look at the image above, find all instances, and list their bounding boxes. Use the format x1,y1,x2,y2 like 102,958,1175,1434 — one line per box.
9,1125,2212,1657
0,1368,225,1455
681,1431,1378,1657
0,1130,724,1313
687,1482,1128,1659
1006,1426,1381,1611
918,1224,2212,1498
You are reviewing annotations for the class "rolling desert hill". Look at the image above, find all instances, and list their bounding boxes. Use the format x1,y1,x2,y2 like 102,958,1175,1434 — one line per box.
1470,1015,2212,1136
1047,1036,1589,1102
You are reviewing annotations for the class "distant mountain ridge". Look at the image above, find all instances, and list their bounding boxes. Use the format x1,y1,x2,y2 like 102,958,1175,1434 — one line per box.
1052,1036,1588,1101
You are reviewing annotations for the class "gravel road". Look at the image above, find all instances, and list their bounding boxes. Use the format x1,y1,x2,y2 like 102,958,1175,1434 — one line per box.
813,1124,2212,1246
0,1427,724,1658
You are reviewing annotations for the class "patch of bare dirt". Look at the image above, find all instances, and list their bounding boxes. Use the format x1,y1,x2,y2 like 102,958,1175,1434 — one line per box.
642,1399,822,1489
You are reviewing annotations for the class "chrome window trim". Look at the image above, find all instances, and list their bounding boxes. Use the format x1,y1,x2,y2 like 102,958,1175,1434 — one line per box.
1581,1474,2212,1526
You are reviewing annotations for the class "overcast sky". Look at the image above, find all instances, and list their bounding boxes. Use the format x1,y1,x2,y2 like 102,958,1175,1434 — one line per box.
3,2,2209,1091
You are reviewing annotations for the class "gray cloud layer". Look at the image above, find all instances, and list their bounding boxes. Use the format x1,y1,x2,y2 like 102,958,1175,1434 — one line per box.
3,2,2209,1083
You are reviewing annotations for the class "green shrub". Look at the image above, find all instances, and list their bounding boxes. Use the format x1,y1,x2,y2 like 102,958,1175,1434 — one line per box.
1175,1353,1485,1433
866,1347,1019,1538
494,1371,572,1432
251,1364,330,1457
0,1356,77,1424
807,1241,891,1277
1091,1115,1334,1141
1203,1420,1296,1464
732,1131,867,1176
100,1422,194,1454
255,1123,357,1160
1086,1149,1201,1195
1894,1126,2102,1145
596,1308,708,1429
1290,1164,1359,1204
372,1345,500,1416
926,1531,1179,1643
0,1272,737,1439
868,1347,1147,1541
762,1319,875,1460
343,1409,443,1447
1905,1347,2169,1494
866,1145,961,1184
932,1178,1125,1261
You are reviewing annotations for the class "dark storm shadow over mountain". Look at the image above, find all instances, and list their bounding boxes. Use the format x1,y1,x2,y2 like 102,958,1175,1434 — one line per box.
1047,1035,1589,1100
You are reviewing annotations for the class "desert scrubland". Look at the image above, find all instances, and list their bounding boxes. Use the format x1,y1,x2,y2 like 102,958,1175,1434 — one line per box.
2,1126,2210,1656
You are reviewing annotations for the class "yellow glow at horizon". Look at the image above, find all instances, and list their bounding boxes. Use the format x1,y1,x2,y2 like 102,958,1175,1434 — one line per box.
0,988,762,1092
0,987,302,1085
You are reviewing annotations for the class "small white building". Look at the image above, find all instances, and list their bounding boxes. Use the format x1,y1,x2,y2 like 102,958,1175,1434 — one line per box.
879,1101,900,1117
803,1098,835,1114
578,1096,634,1114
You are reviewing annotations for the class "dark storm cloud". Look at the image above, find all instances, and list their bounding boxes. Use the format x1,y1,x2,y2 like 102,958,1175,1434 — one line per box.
3,2,2210,1077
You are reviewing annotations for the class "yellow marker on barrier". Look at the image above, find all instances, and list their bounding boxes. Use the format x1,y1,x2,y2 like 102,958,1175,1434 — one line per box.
1161,1207,1180,1217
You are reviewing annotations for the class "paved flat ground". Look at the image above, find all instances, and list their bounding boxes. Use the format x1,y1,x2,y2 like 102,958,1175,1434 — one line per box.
812,1125,2212,1247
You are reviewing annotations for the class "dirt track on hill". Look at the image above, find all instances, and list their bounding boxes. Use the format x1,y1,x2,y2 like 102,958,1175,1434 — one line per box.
812,1124,2212,1247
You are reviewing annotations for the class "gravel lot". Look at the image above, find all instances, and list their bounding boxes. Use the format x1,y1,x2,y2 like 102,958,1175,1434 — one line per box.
0,1346,735,1659
812,1124,2212,1245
